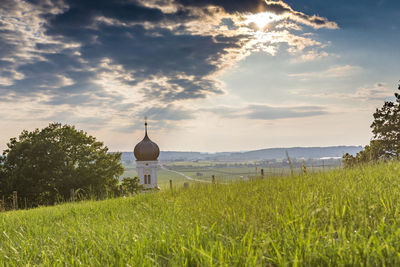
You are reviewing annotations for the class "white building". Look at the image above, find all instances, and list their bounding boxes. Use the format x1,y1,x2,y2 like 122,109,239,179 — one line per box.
134,121,160,190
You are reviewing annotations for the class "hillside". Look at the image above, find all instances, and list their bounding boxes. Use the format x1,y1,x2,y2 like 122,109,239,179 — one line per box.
120,145,363,162
1,161,400,265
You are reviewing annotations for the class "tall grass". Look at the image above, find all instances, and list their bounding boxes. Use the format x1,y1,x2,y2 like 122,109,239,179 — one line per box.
1,161,400,265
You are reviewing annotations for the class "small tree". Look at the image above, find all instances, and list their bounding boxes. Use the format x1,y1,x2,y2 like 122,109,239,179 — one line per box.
121,177,141,195
370,83,400,159
0,123,124,206
343,82,400,166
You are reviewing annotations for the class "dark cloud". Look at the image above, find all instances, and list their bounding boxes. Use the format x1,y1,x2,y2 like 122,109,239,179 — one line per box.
0,0,336,110
0,0,242,103
0,31,18,59
8,49,93,94
43,17,240,101
143,77,222,102
175,0,267,13
77,24,233,78
44,0,166,30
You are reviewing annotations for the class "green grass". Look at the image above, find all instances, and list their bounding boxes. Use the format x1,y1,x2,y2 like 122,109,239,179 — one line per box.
2,161,400,265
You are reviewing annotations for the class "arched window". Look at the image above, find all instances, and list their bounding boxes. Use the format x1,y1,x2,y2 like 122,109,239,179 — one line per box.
144,175,151,184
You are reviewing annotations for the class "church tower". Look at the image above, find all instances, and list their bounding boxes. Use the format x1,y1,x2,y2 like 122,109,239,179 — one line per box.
134,119,160,190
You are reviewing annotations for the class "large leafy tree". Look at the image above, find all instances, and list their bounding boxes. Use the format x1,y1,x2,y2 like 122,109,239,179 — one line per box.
0,123,124,205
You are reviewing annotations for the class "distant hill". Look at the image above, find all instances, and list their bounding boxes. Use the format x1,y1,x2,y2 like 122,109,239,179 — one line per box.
120,146,363,162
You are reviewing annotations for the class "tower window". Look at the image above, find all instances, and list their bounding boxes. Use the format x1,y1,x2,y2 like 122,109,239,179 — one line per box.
144,174,151,184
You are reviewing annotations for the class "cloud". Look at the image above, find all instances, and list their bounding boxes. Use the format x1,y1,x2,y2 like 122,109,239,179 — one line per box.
142,104,195,121
291,50,330,63
114,104,195,133
0,0,338,135
263,1,338,29
175,0,338,29
291,82,395,104
353,83,395,101
246,104,328,120
204,104,328,120
43,110,111,130
288,65,361,80
4,0,244,102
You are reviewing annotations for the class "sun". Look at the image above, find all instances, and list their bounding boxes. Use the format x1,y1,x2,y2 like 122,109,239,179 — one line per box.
245,12,281,30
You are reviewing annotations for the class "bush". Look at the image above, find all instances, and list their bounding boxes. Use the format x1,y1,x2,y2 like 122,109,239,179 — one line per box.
121,177,141,195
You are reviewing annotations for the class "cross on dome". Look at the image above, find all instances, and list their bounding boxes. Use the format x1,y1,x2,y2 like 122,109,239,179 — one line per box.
134,119,160,161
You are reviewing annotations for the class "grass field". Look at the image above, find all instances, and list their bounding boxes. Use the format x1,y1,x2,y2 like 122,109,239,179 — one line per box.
2,161,400,265
121,160,338,185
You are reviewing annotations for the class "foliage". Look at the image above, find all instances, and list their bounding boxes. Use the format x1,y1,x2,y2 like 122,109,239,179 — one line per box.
0,156,5,194
121,177,141,195
344,82,400,167
371,83,400,159
343,140,385,167
0,123,124,206
2,162,400,265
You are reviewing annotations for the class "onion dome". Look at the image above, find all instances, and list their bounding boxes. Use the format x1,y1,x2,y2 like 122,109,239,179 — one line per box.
134,121,160,161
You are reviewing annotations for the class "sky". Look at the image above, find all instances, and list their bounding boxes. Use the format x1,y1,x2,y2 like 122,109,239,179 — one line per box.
0,0,399,152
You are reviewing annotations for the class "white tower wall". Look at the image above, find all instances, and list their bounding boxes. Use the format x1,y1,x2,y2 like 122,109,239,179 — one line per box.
136,160,159,189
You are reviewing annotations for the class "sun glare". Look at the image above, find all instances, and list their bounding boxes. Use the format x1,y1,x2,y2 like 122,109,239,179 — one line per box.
245,12,281,30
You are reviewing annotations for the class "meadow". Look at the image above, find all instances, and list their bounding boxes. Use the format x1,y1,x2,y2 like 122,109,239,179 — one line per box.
121,160,339,186
1,161,400,265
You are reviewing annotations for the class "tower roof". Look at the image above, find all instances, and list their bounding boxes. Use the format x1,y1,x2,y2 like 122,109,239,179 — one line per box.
134,120,160,161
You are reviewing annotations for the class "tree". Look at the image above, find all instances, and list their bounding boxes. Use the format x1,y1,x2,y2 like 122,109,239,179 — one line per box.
343,141,385,167
0,156,5,195
121,177,141,195
370,83,400,159
343,82,400,167
0,123,124,206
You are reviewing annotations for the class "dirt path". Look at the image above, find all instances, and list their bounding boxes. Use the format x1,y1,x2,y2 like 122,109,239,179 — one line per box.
160,165,212,183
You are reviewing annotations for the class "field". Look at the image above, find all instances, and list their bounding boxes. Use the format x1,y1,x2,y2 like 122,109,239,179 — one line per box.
121,163,194,188
2,161,400,265
121,160,339,187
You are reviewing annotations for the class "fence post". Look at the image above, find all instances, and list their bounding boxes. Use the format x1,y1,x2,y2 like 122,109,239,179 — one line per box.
302,161,307,175
12,191,18,210
169,180,173,192
261,169,264,177
212,175,216,184
70,189,75,202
